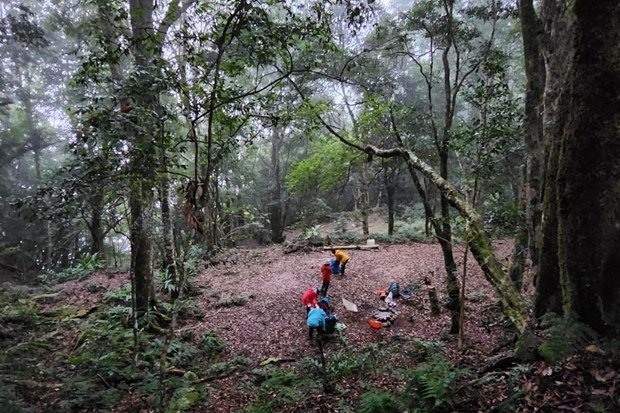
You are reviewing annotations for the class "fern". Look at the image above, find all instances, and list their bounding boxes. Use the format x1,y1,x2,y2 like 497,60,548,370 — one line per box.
199,331,227,358
357,389,404,413
538,312,597,362
247,368,318,413
402,353,466,411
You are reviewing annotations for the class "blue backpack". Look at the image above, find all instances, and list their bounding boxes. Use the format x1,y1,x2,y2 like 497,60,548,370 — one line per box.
330,258,340,274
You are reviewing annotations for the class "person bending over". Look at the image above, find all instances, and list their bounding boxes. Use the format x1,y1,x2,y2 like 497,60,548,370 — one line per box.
307,307,326,339
331,249,350,276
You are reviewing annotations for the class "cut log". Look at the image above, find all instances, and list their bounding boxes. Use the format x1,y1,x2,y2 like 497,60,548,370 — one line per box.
322,244,379,250
283,238,324,254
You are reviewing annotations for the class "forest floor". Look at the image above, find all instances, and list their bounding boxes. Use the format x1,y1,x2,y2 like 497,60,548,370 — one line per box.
2,240,619,412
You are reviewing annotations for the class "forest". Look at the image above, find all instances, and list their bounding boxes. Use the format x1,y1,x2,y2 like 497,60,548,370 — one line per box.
1,0,619,411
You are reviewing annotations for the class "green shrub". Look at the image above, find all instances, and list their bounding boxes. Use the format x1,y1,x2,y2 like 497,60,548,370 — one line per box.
38,253,104,285
246,368,318,413
199,332,227,358
357,389,405,413
103,283,132,304
401,353,467,412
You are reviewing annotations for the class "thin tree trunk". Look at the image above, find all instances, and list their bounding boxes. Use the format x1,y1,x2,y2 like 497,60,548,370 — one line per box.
359,164,370,235
386,179,395,236
159,151,177,300
270,127,285,243
509,0,545,287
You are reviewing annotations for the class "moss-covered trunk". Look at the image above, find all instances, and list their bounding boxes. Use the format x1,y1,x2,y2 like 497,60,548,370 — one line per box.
555,0,620,333
519,0,546,270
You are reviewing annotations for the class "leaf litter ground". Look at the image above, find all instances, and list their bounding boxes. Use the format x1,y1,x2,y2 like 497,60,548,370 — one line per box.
25,241,619,412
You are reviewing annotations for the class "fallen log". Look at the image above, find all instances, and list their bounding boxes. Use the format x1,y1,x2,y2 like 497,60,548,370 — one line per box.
321,245,379,250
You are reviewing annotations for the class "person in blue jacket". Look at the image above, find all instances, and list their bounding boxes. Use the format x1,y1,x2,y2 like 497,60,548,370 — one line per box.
307,306,326,339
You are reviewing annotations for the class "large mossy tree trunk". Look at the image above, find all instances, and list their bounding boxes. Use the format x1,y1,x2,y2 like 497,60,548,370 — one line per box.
126,0,194,315
550,0,620,333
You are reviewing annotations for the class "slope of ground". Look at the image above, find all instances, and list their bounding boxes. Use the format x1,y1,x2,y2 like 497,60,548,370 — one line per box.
3,241,617,412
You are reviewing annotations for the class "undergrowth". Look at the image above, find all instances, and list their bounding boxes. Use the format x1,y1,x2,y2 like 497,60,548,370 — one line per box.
538,312,597,363
246,367,320,413
0,284,230,412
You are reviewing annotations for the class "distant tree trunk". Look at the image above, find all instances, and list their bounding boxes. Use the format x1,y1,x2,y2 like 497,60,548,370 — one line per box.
382,160,400,236
359,163,370,235
536,0,620,334
269,127,285,243
385,177,395,236
88,191,105,255
159,147,177,299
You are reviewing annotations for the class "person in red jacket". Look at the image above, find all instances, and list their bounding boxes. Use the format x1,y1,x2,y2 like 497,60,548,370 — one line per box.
320,260,331,296
301,287,319,315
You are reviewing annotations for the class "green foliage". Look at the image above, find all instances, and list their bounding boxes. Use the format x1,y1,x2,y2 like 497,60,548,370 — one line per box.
165,383,202,413
538,313,597,363
326,349,376,380
406,340,445,361
157,269,178,295
206,356,250,377
38,252,104,285
247,367,318,413
286,137,359,195
298,199,332,227
58,380,122,412
199,331,227,359
357,389,405,413
0,292,38,326
401,353,467,412
135,374,207,412
103,282,132,305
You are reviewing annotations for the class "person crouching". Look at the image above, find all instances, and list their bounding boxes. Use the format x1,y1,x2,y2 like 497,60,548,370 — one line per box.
307,306,326,339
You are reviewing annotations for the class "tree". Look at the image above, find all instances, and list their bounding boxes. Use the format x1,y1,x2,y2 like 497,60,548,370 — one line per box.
533,0,620,335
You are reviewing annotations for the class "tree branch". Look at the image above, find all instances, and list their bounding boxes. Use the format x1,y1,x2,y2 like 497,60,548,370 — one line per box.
157,0,197,39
